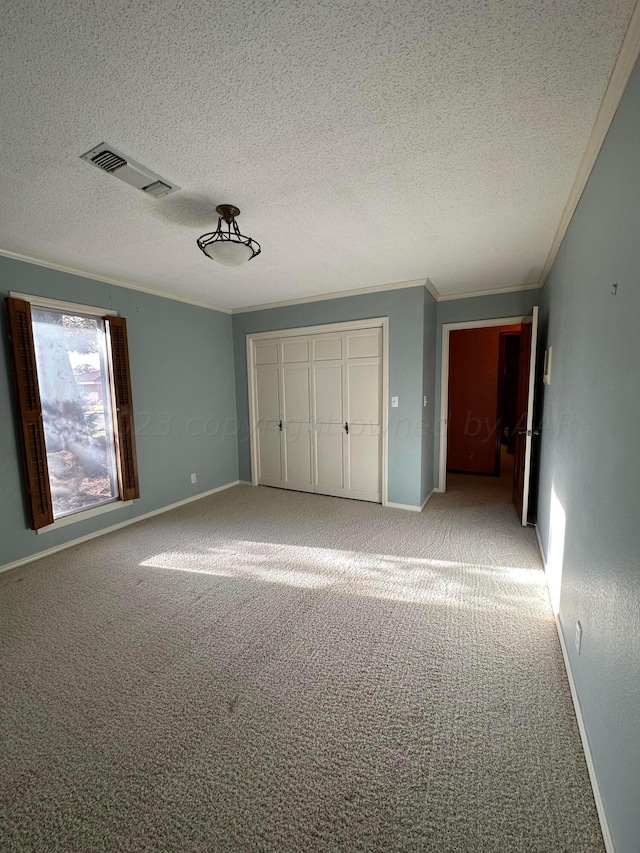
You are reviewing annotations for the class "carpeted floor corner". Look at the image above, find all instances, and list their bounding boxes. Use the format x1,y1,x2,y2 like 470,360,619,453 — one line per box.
0,475,603,851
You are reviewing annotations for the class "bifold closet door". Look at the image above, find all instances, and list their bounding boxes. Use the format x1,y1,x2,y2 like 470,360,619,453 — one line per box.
344,328,382,502
254,337,313,492
254,327,382,502
254,339,284,487
280,337,313,492
312,328,382,502
312,334,347,496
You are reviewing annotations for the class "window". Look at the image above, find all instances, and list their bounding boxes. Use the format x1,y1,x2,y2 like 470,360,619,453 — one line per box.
6,296,139,530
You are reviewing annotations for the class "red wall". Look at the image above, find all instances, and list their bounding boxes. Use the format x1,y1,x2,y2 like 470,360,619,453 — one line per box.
447,325,520,474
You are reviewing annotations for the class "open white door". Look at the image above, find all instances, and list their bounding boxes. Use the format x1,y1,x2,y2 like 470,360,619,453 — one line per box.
512,306,539,525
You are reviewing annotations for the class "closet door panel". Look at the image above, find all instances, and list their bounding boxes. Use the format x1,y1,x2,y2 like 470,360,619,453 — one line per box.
257,420,283,484
282,338,310,363
314,426,346,493
346,330,381,359
346,424,381,500
282,366,311,423
313,335,342,361
254,340,279,365
314,364,343,424
283,423,313,490
347,362,380,425
255,367,280,423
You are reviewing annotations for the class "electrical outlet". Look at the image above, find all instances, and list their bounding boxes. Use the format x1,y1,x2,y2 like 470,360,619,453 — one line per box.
575,621,582,655
191,473,197,484
424,396,428,407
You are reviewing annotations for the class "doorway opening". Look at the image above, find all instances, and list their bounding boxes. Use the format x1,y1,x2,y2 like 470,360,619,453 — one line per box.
438,311,539,525
446,323,521,478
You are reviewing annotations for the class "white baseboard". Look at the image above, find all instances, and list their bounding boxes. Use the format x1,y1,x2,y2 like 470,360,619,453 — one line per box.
385,502,420,511
386,489,434,513
238,480,252,486
386,501,420,512
0,480,243,576
421,489,434,510
534,526,615,853
535,522,547,566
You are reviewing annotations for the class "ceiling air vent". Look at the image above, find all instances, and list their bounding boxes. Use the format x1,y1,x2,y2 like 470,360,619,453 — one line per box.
91,150,127,172
142,180,172,198
80,142,179,198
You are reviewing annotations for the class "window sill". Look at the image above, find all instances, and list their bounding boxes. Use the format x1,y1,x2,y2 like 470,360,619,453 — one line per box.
37,500,134,534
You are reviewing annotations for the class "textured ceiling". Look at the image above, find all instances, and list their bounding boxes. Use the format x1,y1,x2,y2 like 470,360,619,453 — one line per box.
0,0,635,309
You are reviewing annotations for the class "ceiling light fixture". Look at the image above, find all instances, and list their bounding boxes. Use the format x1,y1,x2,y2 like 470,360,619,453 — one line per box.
197,204,261,267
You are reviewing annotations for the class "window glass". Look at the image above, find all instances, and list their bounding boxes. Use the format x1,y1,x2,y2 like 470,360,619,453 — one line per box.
31,307,119,518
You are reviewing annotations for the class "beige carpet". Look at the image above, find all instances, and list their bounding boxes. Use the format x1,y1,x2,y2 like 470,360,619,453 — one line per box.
0,474,603,852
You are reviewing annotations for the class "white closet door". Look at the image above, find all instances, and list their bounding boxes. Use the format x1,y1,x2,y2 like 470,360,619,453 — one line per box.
280,337,313,491
312,334,348,497
311,329,381,502
254,340,284,487
344,329,381,502
252,326,382,503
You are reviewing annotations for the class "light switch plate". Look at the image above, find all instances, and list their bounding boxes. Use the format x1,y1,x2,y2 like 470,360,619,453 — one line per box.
391,396,398,408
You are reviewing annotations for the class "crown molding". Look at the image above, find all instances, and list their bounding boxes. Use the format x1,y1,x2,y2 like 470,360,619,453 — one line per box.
540,0,640,285
424,278,440,300
231,278,546,313
231,278,429,314
436,282,542,302
0,248,544,315
0,248,232,314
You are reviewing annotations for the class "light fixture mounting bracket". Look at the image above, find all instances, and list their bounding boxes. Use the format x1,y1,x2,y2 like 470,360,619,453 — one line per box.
216,204,241,224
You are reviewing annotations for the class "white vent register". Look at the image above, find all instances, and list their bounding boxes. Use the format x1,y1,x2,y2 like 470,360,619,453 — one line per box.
80,143,179,197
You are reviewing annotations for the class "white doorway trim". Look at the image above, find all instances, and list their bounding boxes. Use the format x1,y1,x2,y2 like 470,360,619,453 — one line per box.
246,317,390,506
438,315,525,493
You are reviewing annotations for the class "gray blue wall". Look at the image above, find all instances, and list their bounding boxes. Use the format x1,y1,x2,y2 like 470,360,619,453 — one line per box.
433,289,541,483
0,256,238,567
232,286,435,507
535,59,640,853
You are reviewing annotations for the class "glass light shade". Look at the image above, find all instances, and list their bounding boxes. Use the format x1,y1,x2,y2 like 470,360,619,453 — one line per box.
204,240,254,267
